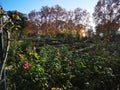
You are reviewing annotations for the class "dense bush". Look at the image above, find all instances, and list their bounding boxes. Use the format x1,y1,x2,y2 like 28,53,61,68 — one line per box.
6,37,120,90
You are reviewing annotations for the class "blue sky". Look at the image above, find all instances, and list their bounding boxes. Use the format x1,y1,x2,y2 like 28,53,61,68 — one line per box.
0,0,98,15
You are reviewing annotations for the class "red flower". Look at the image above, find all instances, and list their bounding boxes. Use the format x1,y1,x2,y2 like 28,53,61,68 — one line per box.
15,11,19,15
23,62,29,69
18,54,23,58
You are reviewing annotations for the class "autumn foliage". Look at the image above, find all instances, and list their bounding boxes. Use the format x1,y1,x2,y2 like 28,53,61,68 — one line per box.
27,5,90,37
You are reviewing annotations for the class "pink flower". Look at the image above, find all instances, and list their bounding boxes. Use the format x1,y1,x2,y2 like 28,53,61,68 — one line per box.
23,62,29,69
18,54,23,58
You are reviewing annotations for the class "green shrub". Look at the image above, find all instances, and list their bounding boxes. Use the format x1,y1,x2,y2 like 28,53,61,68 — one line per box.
7,42,118,90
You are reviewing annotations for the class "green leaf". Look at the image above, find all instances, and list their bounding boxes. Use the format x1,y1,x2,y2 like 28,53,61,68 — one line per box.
16,15,22,20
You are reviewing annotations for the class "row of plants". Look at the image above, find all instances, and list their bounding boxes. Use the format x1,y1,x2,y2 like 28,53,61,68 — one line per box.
6,35,120,90
27,32,83,45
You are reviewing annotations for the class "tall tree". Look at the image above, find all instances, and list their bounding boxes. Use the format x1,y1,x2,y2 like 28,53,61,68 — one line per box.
28,5,91,35
53,5,66,31
74,8,90,33
93,0,120,35
28,10,42,34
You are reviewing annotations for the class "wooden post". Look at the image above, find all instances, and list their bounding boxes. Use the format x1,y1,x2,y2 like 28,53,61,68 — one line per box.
0,5,4,79
0,5,7,90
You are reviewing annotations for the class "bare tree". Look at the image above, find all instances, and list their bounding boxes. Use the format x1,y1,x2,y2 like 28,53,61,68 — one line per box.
74,7,90,35
93,0,120,35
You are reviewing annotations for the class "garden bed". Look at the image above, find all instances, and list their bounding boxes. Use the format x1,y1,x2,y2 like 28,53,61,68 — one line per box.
6,35,120,90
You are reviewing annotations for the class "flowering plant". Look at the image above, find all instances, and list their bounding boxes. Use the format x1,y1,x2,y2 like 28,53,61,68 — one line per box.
7,41,116,90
